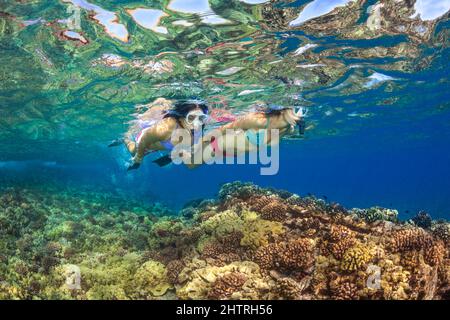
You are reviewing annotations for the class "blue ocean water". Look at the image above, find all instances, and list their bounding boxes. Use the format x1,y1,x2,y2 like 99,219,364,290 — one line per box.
0,0,449,220
2,125,449,219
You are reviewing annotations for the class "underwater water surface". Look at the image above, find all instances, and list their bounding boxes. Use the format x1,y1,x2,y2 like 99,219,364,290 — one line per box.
0,0,449,301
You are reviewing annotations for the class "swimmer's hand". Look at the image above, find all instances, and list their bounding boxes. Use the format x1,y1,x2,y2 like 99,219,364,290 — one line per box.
127,162,140,171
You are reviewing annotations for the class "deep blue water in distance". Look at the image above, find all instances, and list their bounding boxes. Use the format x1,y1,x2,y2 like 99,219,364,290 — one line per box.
127,131,450,220
3,120,449,220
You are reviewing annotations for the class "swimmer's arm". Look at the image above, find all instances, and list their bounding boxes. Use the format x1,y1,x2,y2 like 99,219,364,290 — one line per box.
133,119,176,164
218,113,267,131
201,113,266,144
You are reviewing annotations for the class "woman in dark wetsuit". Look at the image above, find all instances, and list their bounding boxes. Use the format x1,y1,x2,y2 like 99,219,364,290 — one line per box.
109,99,209,171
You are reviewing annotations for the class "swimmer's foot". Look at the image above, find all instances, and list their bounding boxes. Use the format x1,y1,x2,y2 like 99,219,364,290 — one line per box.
108,139,123,147
127,162,140,171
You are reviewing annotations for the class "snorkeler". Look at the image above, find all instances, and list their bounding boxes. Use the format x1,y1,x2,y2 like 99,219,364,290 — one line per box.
109,98,209,171
188,105,306,165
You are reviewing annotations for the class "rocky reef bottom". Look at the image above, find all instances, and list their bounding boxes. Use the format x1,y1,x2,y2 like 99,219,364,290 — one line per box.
0,182,448,300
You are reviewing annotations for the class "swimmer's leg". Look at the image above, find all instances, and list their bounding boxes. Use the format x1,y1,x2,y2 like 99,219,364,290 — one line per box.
125,140,140,171
108,136,137,155
124,138,137,156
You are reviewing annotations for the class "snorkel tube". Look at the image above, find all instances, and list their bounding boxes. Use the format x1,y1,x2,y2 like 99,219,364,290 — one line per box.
297,118,306,135
295,106,308,135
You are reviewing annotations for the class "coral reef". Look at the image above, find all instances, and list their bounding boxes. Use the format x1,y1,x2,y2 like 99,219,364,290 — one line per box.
412,211,432,229
0,182,448,300
390,228,433,252
432,222,450,245
207,272,247,300
133,260,172,298
351,207,398,223
340,243,373,272
330,275,360,300
253,238,315,273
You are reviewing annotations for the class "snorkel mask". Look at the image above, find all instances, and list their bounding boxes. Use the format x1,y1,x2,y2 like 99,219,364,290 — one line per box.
185,109,208,130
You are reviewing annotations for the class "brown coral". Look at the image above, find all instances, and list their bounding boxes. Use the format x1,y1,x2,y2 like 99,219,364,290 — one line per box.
277,239,315,271
270,271,312,300
329,225,354,242
259,201,289,222
249,195,273,212
166,259,185,285
248,195,290,221
201,241,225,259
390,228,434,252
285,217,321,232
326,225,357,260
332,281,359,300
424,241,445,266
201,232,244,260
254,238,315,273
329,237,357,260
400,251,421,271
252,245,276,271
207,272,247,300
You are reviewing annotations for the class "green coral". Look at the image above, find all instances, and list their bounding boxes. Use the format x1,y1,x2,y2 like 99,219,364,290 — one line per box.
133,260,172,298
200,210,284,249
80,252,141,300
240,211,284,249
353,207,398,223
148,217,186,248
200,210,242,237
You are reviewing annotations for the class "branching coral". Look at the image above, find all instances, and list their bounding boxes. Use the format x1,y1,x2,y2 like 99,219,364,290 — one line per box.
390,228,434,252
249,195,289,221
269,271,312,300
379,260,411,300
249,195,273,212
200,232,244,265
253,238,315,273
424,241,445,267
166,259,185,285
326,225,357,260
340,243,373,272
330,276,360,300
258,201,289,222
207,272,247,299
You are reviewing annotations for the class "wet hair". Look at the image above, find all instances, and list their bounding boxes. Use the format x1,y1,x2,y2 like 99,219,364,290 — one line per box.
164,99,209,120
